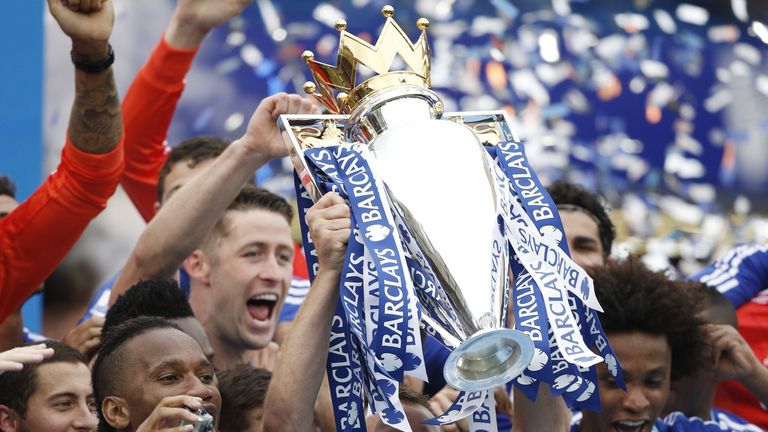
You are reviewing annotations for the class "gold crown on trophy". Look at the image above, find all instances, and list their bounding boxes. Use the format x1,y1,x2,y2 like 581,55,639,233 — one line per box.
301,5,431,114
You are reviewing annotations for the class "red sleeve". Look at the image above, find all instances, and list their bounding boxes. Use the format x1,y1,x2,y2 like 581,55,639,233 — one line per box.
293,242,309,279
0,135,124,321
121,36,199,222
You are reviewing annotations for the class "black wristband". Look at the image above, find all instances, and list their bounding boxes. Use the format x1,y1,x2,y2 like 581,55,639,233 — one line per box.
71,43,114,73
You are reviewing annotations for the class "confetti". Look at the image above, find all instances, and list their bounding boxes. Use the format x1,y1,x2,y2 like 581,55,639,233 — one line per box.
676,4,709,26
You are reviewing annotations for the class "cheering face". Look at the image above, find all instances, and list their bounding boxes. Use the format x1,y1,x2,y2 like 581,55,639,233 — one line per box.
205,208,293,351
15,362,98,432
581,332,671,432
559,209,605,269
118,327,221,431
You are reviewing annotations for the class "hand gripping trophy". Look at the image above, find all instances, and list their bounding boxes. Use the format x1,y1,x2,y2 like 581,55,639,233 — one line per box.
280,5,620,431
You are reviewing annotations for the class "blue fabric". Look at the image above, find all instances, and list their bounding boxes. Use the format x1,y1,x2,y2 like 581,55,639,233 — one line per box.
689,244,768,308
22,327,46,343
711,408,764,432
277,276,310,322
569,411,758,431
422,334,450,397
79,271,120,323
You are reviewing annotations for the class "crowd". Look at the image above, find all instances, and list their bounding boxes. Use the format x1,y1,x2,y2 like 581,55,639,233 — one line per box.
1,1,768,432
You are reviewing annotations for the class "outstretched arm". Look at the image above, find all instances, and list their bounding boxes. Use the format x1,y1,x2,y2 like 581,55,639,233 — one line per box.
109,93,319,305
513,386,571,432
0,0,123,321
121,0,254,220
263,193,350,432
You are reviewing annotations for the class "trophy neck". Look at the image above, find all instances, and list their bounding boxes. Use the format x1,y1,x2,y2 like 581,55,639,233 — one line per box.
345,86,443,144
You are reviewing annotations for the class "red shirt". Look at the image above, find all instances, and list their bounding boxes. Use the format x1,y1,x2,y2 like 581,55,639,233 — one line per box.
120,37,196,222
0,136,124,321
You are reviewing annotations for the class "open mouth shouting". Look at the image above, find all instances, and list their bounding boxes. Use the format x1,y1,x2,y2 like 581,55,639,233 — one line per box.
246,293,279,325
612,419,650,432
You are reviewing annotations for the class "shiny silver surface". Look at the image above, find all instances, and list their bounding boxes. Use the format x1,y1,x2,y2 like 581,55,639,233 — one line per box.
279,89,534,390
444,328,535,391
350,88,533,390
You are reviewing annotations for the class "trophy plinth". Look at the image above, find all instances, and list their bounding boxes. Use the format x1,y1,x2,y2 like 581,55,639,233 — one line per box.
445,328,534,391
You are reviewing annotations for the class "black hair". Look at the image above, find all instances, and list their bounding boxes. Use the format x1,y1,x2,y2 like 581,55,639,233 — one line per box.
548,180,615,256
591,256,708,380
0,175,16,198
92,317,180,432
697,282,738,328
104,278,195,335
204,184,293,251
156,136,229,202
0,340,85,417
399,386,437,417
217,365,272,432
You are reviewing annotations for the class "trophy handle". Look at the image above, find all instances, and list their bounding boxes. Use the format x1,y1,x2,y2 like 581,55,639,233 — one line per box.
278,110,519,202
278,114,350,202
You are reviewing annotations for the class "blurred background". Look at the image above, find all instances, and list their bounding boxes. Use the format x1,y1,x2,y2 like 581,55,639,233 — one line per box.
2,0,768,335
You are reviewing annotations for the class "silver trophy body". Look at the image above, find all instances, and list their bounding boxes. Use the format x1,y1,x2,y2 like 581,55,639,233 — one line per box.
281,85,534,391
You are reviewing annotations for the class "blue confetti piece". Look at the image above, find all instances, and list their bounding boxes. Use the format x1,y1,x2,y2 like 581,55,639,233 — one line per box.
254,58,277,78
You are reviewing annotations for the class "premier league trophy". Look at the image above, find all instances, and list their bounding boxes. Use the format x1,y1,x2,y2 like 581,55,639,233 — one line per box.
280,5,619,431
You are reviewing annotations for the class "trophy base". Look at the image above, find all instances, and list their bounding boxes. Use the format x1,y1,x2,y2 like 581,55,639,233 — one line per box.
443,328,534,391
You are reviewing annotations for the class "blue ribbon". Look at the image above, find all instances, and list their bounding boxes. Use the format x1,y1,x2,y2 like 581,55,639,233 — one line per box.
300,145,422,431
488,137,624,410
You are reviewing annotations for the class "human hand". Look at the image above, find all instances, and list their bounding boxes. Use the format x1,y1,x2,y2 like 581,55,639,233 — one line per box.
169,0,253,41
251,341,280,372
176,0,253,28
0,344,54,372
429,385,468,432
306,192,350,274
48,0,114,45
62,316,104,359
135,395,205,432
238,93,321,163
709,324,761,382
61,0,106,13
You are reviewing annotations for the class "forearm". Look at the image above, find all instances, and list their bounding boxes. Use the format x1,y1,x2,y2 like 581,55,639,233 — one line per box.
743,364,768,409
164,12,209,49
69,40,122,154
513,386,570,432
263,269,341,432
0,138,122,321
109,140,267,304
313,374,338,432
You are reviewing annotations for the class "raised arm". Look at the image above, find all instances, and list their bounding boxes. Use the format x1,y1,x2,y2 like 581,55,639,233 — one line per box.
0,0,123,321
263,193,350,432
109,93,319,305
513,386,571,432
709,324,768,409
121,0,254,221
